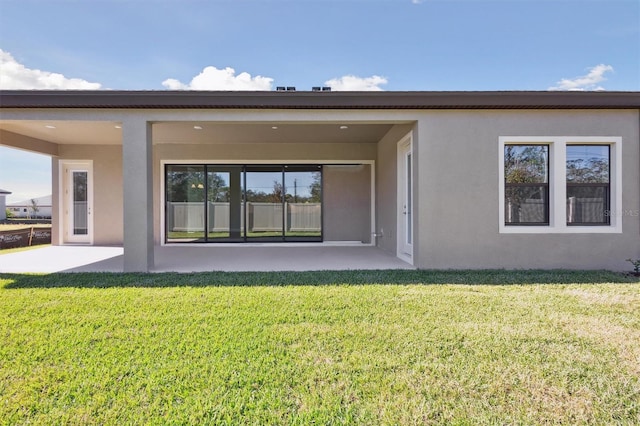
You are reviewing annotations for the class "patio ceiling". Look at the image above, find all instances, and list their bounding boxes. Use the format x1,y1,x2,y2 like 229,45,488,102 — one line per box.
0,120,394,146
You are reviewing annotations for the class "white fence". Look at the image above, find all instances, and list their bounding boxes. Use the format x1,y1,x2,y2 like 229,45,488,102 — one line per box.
567,197,604,224
167,202,321,233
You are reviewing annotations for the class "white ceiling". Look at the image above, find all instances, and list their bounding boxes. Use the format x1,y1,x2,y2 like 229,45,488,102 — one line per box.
0,120,395,146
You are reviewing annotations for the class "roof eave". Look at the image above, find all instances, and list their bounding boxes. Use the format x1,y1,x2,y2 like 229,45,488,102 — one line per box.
0,90,638,109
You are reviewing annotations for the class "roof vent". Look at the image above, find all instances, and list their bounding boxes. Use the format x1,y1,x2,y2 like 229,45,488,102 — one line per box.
276,86,286,91
312,86,332,92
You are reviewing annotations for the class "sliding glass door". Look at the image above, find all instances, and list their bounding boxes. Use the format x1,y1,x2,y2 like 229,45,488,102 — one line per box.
207,166,244,242
166,165,206,242
245,166,284,241
284,166,322,240
165,164,322,243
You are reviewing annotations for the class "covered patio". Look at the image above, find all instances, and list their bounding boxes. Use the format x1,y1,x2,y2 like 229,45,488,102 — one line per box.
0,90,421,272
0,245,414,273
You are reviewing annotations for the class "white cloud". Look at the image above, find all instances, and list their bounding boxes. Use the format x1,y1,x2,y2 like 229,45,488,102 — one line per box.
0,49,102,90
548,64,614,91
162,66,273,90
324,75,388,91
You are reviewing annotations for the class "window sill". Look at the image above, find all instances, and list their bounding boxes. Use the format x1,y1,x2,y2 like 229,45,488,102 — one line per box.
500,225,622,234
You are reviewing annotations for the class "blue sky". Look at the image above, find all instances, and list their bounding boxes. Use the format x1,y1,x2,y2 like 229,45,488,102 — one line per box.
0,0,639,202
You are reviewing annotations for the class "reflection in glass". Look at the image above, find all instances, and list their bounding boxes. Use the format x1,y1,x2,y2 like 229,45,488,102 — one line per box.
207,166,244,241
245,167,284,240
164,164,323,243
285,168,322,238
504,145,549,225
73,171,88,235
566,145,610,225
166,165,205,241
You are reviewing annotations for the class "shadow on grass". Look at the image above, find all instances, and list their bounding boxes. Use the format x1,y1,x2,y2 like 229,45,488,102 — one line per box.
1,269,638,289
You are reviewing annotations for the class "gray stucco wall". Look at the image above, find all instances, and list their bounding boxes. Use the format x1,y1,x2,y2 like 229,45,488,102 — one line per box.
375,124,415,255
323,165,371,243
415,109,640,270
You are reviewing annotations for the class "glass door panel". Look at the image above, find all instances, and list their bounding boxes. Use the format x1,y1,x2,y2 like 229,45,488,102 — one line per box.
284,166,322,241
72,171,88,235
207,166,244,241
406,153,412,244
245,167,284,241
165,165,206,242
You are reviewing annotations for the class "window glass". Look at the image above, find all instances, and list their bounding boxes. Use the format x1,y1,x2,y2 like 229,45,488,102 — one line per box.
207,166,244,241
245,167,284,240
165,164,323,242
504,145,549,225
284,167,322,239
566,145,610,225
566,145,609,183
165,165,206,241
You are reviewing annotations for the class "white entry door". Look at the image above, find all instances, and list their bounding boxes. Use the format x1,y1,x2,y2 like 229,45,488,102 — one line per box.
61,161,93,244
397,137,413,262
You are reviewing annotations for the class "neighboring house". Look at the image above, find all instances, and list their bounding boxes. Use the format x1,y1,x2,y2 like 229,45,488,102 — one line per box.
6,195,52,218
0,90,638,272
0,188,10,221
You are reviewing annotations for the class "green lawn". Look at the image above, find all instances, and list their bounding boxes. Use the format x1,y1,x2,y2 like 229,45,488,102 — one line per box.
1,270,638,425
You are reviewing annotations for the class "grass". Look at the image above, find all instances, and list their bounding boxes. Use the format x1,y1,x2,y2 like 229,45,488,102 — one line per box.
1,270,638,424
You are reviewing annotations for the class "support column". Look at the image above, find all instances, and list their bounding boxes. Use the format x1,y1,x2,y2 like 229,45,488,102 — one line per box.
122,118,154,272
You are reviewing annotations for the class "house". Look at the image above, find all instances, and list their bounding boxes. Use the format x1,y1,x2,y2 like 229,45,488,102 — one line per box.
0,90,638,272
0,188,10,221
6,195,52,219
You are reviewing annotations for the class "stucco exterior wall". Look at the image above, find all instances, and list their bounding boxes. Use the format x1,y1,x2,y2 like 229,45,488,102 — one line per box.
153,142,377,244
414,109,640,270
323,165,371,243
54,145,123,246
375,124,415,255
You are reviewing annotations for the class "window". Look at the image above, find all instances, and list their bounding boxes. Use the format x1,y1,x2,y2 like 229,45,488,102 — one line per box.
566,145,610,225
504,145,549,225
499,137,621,234
165,164,322,243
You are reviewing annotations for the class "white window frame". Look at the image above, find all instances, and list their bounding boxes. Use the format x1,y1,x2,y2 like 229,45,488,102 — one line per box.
499,136,622,234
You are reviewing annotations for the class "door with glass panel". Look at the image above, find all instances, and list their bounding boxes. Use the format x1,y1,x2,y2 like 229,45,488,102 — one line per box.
62,161,93,244
397,139,413,260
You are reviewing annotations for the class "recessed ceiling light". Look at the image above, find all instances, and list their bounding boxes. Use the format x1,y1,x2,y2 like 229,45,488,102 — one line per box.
114,125,122,129
339,125,349,130
271,126,278,130
45,125,56,129
193,125,203,130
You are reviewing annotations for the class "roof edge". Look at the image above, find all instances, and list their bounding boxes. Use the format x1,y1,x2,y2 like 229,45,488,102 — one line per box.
0,90,638,109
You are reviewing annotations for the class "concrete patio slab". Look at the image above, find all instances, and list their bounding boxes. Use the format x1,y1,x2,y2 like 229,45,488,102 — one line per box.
0,245,414,273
